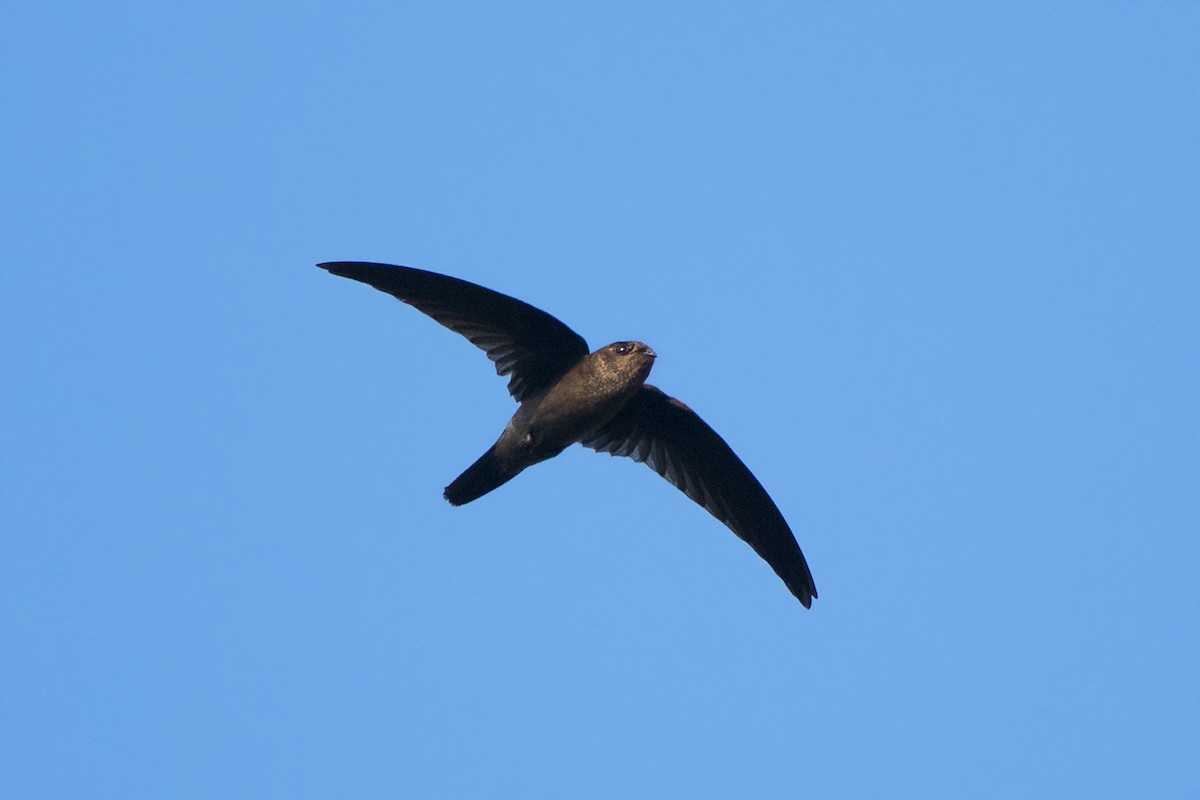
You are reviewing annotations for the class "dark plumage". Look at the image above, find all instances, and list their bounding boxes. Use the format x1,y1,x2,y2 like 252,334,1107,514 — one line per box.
318,261,818,607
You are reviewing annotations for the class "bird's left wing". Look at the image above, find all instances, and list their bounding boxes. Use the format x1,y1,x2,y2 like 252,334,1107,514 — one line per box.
319,262,590,402
581,385,817,607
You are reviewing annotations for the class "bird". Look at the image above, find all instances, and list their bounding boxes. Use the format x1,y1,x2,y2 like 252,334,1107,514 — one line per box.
318,261,818,607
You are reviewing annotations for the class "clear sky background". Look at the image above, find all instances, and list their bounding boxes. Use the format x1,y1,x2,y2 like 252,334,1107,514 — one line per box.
3,2,1198,797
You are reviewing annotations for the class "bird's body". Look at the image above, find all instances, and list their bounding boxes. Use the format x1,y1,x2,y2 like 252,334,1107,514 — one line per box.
446,340,656,505
511,340,656,458
319,261,818,607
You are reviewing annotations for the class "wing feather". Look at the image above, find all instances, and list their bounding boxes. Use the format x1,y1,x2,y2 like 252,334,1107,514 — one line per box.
319,262,589,402
583,385,817,607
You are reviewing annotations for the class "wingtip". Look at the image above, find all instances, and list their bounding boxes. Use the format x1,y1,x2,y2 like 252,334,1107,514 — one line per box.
791,580,817,609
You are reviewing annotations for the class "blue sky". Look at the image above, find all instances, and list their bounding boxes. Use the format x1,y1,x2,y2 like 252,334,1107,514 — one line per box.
3,2,1198,797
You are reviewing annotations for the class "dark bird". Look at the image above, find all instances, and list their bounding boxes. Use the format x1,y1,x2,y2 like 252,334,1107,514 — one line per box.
318,261,818,607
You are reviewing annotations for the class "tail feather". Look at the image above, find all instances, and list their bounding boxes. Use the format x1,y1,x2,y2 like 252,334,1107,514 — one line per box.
443,446,516,506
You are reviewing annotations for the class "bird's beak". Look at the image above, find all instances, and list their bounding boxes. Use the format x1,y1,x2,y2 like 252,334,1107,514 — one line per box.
645,347,657,358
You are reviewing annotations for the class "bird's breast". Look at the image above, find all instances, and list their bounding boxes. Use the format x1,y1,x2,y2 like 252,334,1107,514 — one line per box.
519,363,645,450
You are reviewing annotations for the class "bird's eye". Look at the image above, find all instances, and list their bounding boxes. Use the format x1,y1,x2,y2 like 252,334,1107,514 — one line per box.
615,343,631,355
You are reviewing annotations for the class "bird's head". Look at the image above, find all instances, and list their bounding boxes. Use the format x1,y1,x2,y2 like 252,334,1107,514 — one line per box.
593,341,657,385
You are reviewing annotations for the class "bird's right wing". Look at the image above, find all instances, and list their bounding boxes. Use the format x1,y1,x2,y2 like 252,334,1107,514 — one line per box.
582,385,817,607
319,262,590,402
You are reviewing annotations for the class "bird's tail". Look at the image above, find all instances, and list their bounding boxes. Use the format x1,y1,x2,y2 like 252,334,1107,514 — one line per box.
444,446,517,506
